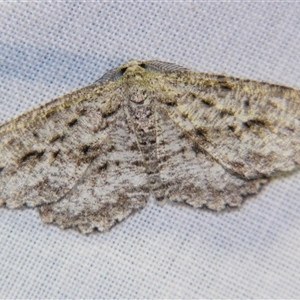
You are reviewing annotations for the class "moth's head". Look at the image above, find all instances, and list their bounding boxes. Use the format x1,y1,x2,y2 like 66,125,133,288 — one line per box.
96,60,156,83
96,60,187,84
118,60,149,81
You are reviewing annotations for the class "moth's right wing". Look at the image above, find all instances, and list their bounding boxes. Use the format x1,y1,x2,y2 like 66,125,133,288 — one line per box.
154,66,300,210
156,105,268,211
162,70,300,179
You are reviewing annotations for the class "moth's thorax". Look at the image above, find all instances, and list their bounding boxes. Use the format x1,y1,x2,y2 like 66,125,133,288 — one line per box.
124,78,158,104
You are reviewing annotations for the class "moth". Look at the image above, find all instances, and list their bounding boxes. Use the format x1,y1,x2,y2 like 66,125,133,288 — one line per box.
0,60,299,234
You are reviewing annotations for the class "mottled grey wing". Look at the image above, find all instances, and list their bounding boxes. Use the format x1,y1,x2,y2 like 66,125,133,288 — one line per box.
156,72,300,209
39,110,149,233
0,81,149,233
156,105,268,210
0,82,119,208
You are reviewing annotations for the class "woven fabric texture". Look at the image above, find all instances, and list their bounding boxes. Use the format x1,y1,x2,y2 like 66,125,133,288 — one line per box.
0,2,300,299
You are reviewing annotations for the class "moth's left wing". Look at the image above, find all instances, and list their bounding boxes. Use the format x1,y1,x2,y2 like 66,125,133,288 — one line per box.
0,81,122,209
39,110,149,234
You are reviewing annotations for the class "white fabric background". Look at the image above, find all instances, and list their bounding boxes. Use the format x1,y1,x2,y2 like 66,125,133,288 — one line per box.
1,2,300,299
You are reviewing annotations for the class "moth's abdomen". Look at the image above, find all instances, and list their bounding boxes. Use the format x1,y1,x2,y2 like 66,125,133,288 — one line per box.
127,99,165,201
